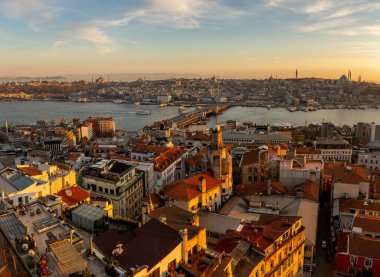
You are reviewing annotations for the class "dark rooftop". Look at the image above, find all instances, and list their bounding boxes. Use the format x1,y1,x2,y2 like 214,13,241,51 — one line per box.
93,219,182,271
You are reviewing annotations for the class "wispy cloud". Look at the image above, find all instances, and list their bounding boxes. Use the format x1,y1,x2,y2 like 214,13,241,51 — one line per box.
100,0,246,29
73,27,115,54
0,0,60,31
49,40,69,51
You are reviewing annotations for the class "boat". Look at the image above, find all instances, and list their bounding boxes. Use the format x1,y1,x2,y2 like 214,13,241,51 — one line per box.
286,106,297,112
78,98,89,103
134,102,141,106
267,105,271,110
178,106,186,114
113,99,124,104
135,110,151,115
160,103,167,108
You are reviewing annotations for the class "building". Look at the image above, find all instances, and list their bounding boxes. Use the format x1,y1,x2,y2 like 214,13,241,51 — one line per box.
164,172,222,213
336,233,380,276
215,215,305,277
332,170,370,199
17,163,76,194
358,151,380,170
198,212,242,248
0,167,46,205
93,219,183,277
71,203,107,233
81,160,144,220
81,121,93,140
206,126,233,201
56,185,90,210
130,144,187,192
222,131,291,149
91,117,116,137
143,205,207,263
294,146,322,160
112,157,154,196
279,157,323,188
315,139,352,161
239,149,266,183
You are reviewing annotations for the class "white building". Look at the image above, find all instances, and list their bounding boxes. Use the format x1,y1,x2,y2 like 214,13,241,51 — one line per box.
81,121,93,140
280,157,323,188
358,151,380,170
316,139,352,161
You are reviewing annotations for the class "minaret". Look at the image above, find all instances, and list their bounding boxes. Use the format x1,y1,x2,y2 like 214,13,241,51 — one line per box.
5,121,8,137
296,69,298,80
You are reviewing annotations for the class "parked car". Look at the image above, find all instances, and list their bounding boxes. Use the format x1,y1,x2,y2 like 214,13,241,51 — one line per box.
321,240,327,249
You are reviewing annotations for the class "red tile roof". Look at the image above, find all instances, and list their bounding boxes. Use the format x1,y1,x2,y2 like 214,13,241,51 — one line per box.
236,182,287,197
348,233,380,259
164,172,222,201
56,186,90,207
336,171,368,184
339,198,380,213
288,180,319,202
353,214,380,234
187,132,211,141
240,150,260,166
82,121,92,127
17,166,42,176
154,147,186,172
295,146,321,155
132,144,168,156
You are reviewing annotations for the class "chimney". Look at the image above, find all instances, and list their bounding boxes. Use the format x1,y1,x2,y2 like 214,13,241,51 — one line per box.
198,176,207,193
180,229,189,262
89,237,94,255
69,229,75,244
191,214,199,227
267,179,272,195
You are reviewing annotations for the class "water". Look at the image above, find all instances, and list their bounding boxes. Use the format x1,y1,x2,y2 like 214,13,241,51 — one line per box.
0,101,183,131
207,106,380,127
1,102,379,131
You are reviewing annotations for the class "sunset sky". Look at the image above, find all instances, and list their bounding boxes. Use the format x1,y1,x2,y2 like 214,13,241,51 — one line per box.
0,0,379,81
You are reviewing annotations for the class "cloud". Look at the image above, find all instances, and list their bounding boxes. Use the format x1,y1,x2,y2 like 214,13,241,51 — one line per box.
73,27,115,53
0,0,60,31
303,0,333,14
48,40,70,52
100,0,246,29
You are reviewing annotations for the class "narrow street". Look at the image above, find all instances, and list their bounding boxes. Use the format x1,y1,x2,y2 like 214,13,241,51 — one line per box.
314,193,335,276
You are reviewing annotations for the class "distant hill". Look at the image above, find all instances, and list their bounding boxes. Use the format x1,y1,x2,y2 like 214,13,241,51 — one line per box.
0,76,66,81
64,73,204,82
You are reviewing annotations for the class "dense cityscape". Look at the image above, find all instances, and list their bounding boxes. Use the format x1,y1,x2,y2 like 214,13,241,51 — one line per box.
1,81,380,276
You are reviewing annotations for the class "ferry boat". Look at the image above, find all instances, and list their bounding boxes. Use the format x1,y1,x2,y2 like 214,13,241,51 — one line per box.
134,102,141,106
113,99,124,104
135,110,151,115
267,105,271,110
178,106,186,114
160,103,167,108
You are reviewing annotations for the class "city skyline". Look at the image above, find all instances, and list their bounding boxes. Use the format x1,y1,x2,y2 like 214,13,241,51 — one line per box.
1,0,380,81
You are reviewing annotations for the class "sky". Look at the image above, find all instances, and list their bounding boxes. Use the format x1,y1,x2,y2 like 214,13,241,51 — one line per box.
0,0,379,81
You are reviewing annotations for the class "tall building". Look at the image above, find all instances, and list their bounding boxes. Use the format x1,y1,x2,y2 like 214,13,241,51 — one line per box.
206,126,233,201
81,160,144,220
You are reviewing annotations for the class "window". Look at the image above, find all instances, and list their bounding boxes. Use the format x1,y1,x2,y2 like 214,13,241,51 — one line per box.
110,189,114,195
365,258,373,268
350,256,357,265
105,188,108,194
98,187,103,192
